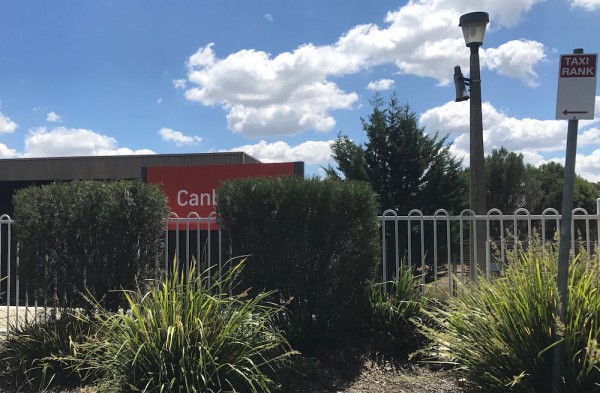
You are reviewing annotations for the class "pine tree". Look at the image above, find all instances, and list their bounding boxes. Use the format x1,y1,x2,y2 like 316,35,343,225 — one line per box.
328,93,466,214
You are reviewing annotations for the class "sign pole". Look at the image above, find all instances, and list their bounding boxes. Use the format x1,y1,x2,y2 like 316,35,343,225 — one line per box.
552,109,579,393
552,47,586,393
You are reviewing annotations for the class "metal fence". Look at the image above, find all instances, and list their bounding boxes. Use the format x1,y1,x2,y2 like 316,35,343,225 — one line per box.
2,201,600,333
0,213,227,335
379,200,600,297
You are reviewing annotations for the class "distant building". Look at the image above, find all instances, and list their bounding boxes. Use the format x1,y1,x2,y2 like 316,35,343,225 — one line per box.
0,152,303,215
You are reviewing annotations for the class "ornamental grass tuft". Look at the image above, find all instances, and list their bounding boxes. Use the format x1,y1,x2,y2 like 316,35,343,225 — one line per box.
369,265,422,339
75,259,292,393
420,237,600,392
0,312,94,391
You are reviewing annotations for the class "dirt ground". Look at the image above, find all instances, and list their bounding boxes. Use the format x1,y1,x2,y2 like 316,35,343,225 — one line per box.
281,358,467,393
0,362,467,393
0,332,470,393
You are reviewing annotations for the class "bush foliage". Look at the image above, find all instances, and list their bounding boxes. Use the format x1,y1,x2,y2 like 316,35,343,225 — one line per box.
13,180,168,311
420,238,600,392
217,176,380,349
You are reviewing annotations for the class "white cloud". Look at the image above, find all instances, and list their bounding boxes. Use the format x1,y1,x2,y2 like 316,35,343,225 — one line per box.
173,79,186,90
367,79,395,91
159,127,202,146
0,143,19,158
579,127,600,146
229,140,333,165
264,14,273,22
420,98,600,181
181,0,545,137
0,113,17,133
482,40,547,87
577,150,600,182
570,0,600,11
23,127,154,157
156,98,163,105
46,111,61,122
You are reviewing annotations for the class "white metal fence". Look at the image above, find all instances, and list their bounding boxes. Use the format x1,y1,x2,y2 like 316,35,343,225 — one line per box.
379,200,600,296
0,213,227,335
2,201,600,333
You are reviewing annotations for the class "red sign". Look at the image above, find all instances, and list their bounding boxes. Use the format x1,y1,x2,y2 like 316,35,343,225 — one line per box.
560,54,596,77
145,162,300,229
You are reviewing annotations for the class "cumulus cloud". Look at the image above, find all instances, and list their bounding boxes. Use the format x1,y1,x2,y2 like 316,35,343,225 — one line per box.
482,40,546,87
577,150,600,181
421,101,566,161
228,140,334,165
367,79,395,91
570,0,600,11
184,43,359,136
46,111,61,122
0,113,17,133
23,127,154,157
0,143,19,158
420,98,600,180
159,127,202,146
181,0,546,137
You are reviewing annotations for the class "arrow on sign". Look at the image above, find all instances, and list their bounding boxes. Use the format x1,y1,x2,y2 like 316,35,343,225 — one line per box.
562,109,589,116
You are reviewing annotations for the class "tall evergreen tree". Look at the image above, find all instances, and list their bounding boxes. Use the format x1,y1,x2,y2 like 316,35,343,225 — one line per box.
328,93,466,214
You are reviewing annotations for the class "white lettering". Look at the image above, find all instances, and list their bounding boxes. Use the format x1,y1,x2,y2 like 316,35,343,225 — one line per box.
565,57,588,66
176,188,218,207
200,193,211,206
177,190,189,206
562,66,596,77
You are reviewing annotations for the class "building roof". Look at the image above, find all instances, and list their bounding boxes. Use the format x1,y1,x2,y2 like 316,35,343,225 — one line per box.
0,152,261,181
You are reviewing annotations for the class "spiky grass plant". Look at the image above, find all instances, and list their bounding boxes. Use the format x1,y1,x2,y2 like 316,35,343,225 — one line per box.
420,238,600,392
75,260,292,393
369,265,422,339
0,312,94,391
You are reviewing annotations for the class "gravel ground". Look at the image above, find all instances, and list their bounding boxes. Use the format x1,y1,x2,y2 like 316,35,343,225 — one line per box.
0,334,470,393
282,360,467,393
0,363,467,393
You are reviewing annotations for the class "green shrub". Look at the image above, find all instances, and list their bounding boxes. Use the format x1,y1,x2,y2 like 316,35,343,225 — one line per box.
14,180,168,311
217,176,380,350
420,239,600,392
75,260,291,393
0,312,94,391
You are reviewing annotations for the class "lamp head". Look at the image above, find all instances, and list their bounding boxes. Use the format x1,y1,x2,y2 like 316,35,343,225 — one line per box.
459,12,489,48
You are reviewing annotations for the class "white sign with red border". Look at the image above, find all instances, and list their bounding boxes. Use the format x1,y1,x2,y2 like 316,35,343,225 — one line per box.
556,53,598,120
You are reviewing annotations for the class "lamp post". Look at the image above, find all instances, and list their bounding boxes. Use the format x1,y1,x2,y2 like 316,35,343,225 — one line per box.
459,12,489,280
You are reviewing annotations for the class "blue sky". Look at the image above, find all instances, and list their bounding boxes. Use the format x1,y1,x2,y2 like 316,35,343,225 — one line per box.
1,0,600,180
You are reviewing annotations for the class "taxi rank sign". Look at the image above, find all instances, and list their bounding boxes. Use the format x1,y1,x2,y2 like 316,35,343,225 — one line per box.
556,53,598,120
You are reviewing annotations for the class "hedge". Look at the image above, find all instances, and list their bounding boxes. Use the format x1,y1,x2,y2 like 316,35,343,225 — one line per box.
217,176,380,349
13,180,168,311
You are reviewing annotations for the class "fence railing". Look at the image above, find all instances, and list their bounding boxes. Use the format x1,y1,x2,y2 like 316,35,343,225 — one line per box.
3,201,600,333
0,213,227,335
378,199,600,297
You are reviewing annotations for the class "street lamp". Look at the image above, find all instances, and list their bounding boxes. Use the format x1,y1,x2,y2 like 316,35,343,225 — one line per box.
459,12,489,48
458,12,489,280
